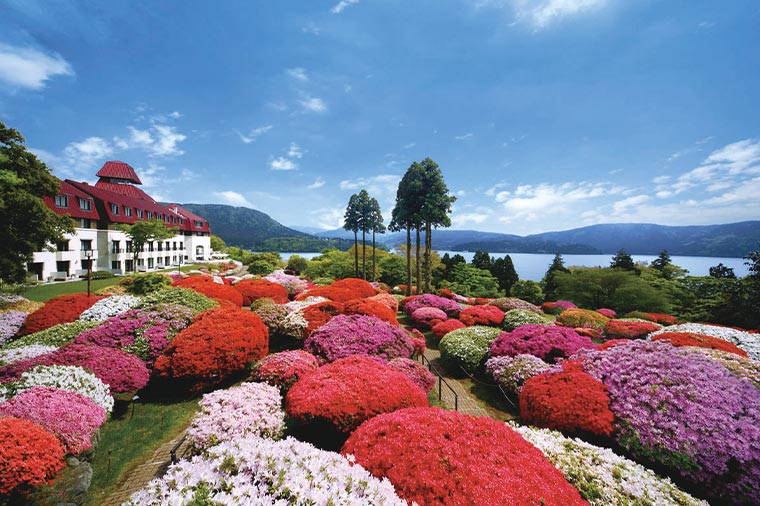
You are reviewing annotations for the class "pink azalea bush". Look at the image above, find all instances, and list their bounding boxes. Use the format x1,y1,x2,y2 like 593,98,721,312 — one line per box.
402,294,460,315
251,350,319,392
490,324,595,363
410,306,447,326
0,311,26,346
387,357,436,393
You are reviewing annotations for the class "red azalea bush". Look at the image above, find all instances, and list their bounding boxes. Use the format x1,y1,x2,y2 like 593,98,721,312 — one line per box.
459,305,505,327
251,350,319,392
302,301,344,338
0,416,65,496
285,355,428,433
296,278,376,303
368,293,399,313
387,357,435,393
556,308,610,333
154,306,268,388
342,407,588,506
431,319,466,340
234,279,289,305
490,324,595,363
173,276,243,306
596,339,631,351
343,298,398,326
20,294,105,335
330,277,377,298
604,319,661,340
411,307,448,327
652,332,749,357
625,311,677,325
519,362,616,437
541,300,577,315
596,308,617,318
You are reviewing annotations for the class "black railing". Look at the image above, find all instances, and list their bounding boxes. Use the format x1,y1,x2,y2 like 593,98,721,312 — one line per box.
418,353,459,412
170,434,187,463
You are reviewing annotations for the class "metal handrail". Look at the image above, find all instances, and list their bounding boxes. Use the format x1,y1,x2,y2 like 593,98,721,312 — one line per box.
170,434,187,463
418,353,459,412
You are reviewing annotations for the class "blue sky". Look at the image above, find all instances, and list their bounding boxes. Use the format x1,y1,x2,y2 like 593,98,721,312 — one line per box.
1,0,759,234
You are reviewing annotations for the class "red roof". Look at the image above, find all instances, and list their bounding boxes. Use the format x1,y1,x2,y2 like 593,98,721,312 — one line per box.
94,181,156,201
43,181,101,221
96,161,142,184
168,204,211,233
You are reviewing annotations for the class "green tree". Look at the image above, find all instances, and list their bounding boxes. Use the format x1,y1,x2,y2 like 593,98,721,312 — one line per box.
378,254,407,287
471,250,492,271
541,253,570,301
709,263,736,279
367,196,385,281
439,263,500,298
0,121,73,282
390,162,425,295
343,193,362,278
610,249,635,271
286,254,309,274
744,244,760,328
117,219,177,273
492,255,519,296
304,249,355,280
418,158,455,293
651,249,671,271
245,252,284,276
209,235,227,252
510,280,544,305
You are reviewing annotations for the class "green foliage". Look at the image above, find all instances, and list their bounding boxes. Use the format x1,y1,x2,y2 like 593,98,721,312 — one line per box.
651,249,671,271
303,249,355,280
439,263,500,298
5,321,100,349
244,252,284,276
89,270,116,280
439,326,502,374
0,120,74,283
117,219,178,273
709,263,736,279
610,249,635,271
210,235,227,252
541,253,570,301
286,255,309,274
510,280,544,305
378,254,407,287
137,287,218,314
471,250,492,271
492,255,519,296
259,236,355,252
124,272,172,295
502,309,553,331
0,282,27,295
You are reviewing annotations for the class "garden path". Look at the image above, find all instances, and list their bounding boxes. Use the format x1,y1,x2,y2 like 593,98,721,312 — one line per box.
422,347,490,418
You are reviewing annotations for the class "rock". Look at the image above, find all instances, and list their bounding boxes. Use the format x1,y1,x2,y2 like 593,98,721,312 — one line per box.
29,461,92,506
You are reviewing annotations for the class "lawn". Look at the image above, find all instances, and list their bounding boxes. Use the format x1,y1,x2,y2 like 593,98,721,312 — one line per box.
22,277,123,302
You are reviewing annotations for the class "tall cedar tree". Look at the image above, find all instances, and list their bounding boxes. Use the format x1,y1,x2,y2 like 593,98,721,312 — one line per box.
0,121,73,282
355,189,372,279
117,219,178,272
472,250,493,271
390,162,425,295
343,193,362,277
492,255,519,296
610,249,635,271
418,158,455,293
368,196,385,281
542,253,570,301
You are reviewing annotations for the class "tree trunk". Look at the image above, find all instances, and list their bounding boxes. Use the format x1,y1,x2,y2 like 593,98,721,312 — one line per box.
353,231,359,277
415,226,421,295
424,222,432,293
372,230,376,281
406,227,412,296
362,229,367,280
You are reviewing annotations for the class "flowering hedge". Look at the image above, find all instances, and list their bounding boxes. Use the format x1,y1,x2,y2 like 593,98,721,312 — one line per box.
0,311,26,346
0,416,65,497
485,354,551,397
438,325,502,374
173,276,244,306
233,279,289,305
0,345,58,367
330,277,377,298
368,292,399,313
126,436,409,505
0,295,43,314
501,308,554,331
136,287,218,314
459,305,505,327
652,331,749,357
595,308,617,319
304,314,414,364
343,298,399,325
556,308,610,334
342,407,588,506
187,382,285,451
3,321,99,350
285,355,428,433
263,269,309,296
431,318,466,340
411,306,448,327
691,348,760,388
490,324,595,363
250,350,319,392
296,277,376,303
489,297,542,313
0,386,106,455
387,357,436,393
513,424,709,506
154,306,269,389
77,295,142,322
604,319,662,340
402,293,460,315
12,365,114,413
21,293,104,335
541,300,577,315
519,363,616,437
577,340,760,504
625,311,677,325
250,300,289,334
278,310,309,339
649,323,760,361
302,301,344,337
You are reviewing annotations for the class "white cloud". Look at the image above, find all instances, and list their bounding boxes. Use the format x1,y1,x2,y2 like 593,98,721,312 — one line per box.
611,194,650,214
169,111,182,119
331,0,359,14
672,138,760,194
237,125,273,144
454,132,474,140
452,211,491,228
213,191,253,208
651,175,670,184
116,124,186,156
0,43,73,90
288,142,303,159
339,174,401,196
311,207,345,229
151,125,186,156
271,157,297,171
299,96,327,113
307,177,326,189
475,0,608,29
286,67,309,82
61,137,114,175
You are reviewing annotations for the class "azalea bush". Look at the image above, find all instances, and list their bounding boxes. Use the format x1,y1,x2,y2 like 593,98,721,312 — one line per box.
0,311,26,346
3,320,99,350
296,277,376,303
263,269,309,296
126,436,409,505
501,308,554,331
577,340,760,505
0,386,106,455
649,322,760,360
277,309,309,339
77,295,141,322
431,318,466,340
490,324,595,363
187,382,286,451
21,293,105,335
652,331,748,357
485,354,551,397
285,355,428,433
0,416,65,497
304,314,414,364
250,299,289,334
173,276,243,306
402,293,460,315
459,304,505,327
136,287,218,314
154,306,269,389
556,308,610,334
10,365,114,413
0,295,43,314
512,424,709,506
343,297,398,325
368,292,399,312
489,297,542,313
595,308,617,318
691,348,760,388
439,325,502,374
604,319,662,339
0,345,58,366
342,407,587,506
625,311,677,325
302,300,344,337
387,357,436,393
234,279,289,305
541,300,577,315
250,350,319,392
411,306,448,327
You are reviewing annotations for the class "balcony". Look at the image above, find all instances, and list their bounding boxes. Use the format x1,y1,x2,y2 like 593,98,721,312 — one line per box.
55,250,78,262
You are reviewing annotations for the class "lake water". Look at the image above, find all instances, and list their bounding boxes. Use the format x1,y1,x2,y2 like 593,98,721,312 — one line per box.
277,251,750,281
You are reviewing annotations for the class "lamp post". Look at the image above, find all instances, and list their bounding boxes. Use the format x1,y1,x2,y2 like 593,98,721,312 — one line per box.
85,249,93,297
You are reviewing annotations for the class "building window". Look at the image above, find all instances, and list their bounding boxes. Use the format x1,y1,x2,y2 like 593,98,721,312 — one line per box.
55,195,68,208
112,241,120,253
125,207,132,217
78,198,91,210
179,219,184,225
80,239,93,251
111,261,121,270
136,209,143,219
194,220,203,228
79,218,91,228
148,241,154,252
126,241,133,253
56,241,69,252
110,203,120,215
147,211,153,219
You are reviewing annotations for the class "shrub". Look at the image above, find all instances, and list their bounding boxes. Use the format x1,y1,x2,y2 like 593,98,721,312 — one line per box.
387,357,435,393
329,277,376,298
501,308,554,331
187,382,286,451
0,345,58,367
489,297,542,313
513,424,709,506
485,354,551,397
301,301,344,337
0,417,65,497
285,355,427,433
250,350,319,392
595,308,616,318
126,436,409,505
11,365,114,413
368,292,399,313
250,300,289,334
519,363,616,437
3,321,100,350
604,319,662,340
625,311,677,325
411,306,448,327
402,293,460,315
0,310,26,346
491,324,595,363
304,314,414,364
0,386,106,454
234,279,289,305
556,308,610,334
77,295,142,322
541,300,577,315
154,306,268,389
690,348,760,389
652,331,748,357
173,276,243,306
649,323,760,361
343,297,398,325
263,270,309,296
136,287,218,314
122,273,172,295
439,325,502,374
459,304,505,327
21,293,105,335
342,407,587,506
278,309,309,339
431,318,466,340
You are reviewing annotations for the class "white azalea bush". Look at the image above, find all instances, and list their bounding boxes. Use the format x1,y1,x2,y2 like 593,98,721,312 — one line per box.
278,310,309,339
649,322,760,360
188,382,286,452
512,424,709,506
77,295,142,322
126,436,412,505
9,364,114,413
0,344,58,366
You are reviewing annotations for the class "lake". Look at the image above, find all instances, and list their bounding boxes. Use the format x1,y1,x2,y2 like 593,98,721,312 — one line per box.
276,251,750,281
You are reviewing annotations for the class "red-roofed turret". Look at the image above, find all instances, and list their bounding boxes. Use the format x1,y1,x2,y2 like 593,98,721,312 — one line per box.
96,161,143,185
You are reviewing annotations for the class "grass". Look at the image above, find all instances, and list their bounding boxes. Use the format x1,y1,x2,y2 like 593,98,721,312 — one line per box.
83,396,200,505
22,277,122,302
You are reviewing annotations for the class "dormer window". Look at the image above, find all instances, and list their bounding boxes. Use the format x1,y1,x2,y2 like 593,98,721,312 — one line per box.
111,203,119,215
194,220,203,228
136,209,143,219
125,207,132,217
147,211,153,219
78,198,91,210
55,195,68,208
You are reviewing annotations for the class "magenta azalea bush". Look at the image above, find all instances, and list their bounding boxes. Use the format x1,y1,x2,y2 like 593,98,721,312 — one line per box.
304,314,414,364
0,386,106,454
387,357,436,393
490,324,595,363
485,354,551,397
403,294,460,315
251,350,319,392
576,340,760,505
410,307,447,326
489,297,542,313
